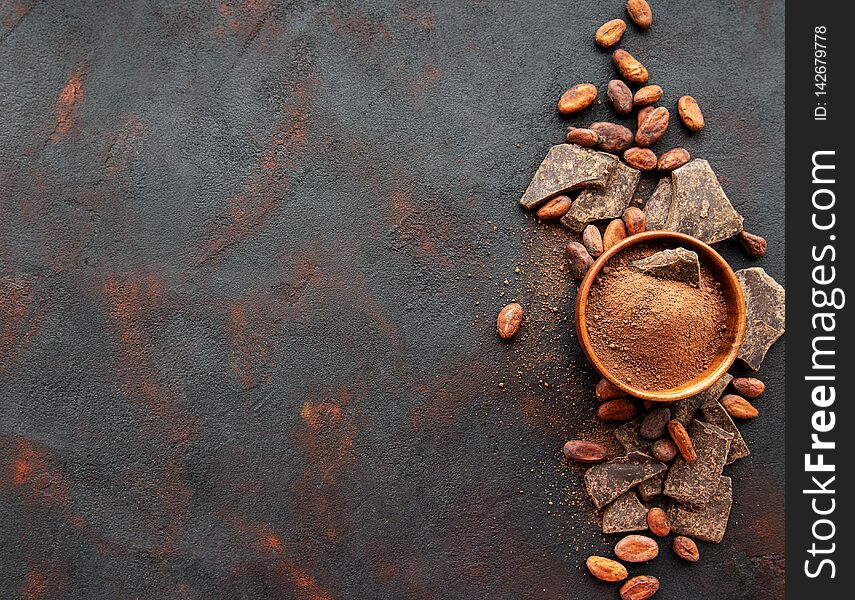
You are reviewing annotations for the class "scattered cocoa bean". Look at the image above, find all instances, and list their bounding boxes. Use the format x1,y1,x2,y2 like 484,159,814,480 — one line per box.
622,207,647,235
620,576,659,600
657,147,691,172
558,84,598,115
582,224,604,258
613,49,649,84
608,79,634,116
651,438,678,462
721,394,759,419
677,95,705,131
596,377,625,401
739,230,768,258
637,106,654,129
586,556,629,582
732,377,765,398
623,147,657,171
496,303,523,340
673,536,700,563
667,419,696,462
536,195,572,220
639,406,671,439
603,218,628,250
566,241,594,280
635,107,669,147
563,440,608,464
591,121,634,152
566,127,600,147
626,0,653,29
595,19,627,48
640,399,655,412
647,507,670,537
598,398,637,422
633,85,662,107
615,534,659,563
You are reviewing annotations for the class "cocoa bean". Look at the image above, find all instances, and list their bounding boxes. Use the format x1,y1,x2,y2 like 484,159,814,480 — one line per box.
673,536,700,562
651,438,678,462
639,407,671,440
721,394,759,419
496,303,523,340
582,224,604,258
596,377,625,401
608,79,634,116
598,398,637,422
591,121,634,152
637,106,654,130
586,556,628,582
613,49,649,84
566,241,594,280
563,440,608,464
633,85,662,107
615,535,659,562
732,377,765,398
558,84,598,115
657,147,691,172
620,576,659,600
677,95,704,131
667,420,696,462
536,195,571,220
626,0,653,29
647,507,670,537
739,230,767,258
635,106,669,147
603,218,628,250
566,127,600,147
623,147,657,171
595,19,627,48
622,206,647,235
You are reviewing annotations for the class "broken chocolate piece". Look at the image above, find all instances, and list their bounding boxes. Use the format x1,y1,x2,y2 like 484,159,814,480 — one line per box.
638,473,664,501
631,248,700,287
735,267,786,370
519,144,617,209
585,451,667,510
665,159,744,244
561,161,641,231
670,373,733,427
668,476,733,543
644,177,672,231
664,421,733,507
700,399,750,464
614,418,649,453
602,492,649,534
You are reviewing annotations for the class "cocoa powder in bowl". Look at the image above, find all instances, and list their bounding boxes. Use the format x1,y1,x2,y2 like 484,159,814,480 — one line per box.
585,242,728,391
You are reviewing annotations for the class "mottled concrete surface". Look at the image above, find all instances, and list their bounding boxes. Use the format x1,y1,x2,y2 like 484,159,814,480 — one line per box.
0,1,784,598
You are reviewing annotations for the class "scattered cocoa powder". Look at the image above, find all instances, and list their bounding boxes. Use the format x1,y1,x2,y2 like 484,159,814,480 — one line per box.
585,242,728,390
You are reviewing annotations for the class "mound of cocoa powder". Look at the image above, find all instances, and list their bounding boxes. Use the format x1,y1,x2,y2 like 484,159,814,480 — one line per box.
586,243,728,390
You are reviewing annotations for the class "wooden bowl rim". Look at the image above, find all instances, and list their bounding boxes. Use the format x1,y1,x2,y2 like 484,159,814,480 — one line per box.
575,230,747,402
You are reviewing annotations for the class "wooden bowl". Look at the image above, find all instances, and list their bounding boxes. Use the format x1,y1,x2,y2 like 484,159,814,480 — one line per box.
575,231,746,403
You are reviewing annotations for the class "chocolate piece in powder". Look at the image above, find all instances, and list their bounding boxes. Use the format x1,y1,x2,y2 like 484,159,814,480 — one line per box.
663,420,733,507
602,492,649,534
584,451,667,510
668,476,733,543
644,177,672,231
670,373,733,427
631,248,701,287
700,399,751,464
561,161,641,231
666,159,744,244
735,267,786,370
519,144,617,209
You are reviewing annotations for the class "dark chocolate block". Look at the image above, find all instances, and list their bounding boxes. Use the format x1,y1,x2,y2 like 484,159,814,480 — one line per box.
735,267,786,370
632,248,700,287
519,144,617,209
666,159,744,244
700,399,750,464
671,373,733,427
644,177,672,230
602,492,649,534
585,451,667,510
663,420,733,507
668,476,733,543
561,161,641,231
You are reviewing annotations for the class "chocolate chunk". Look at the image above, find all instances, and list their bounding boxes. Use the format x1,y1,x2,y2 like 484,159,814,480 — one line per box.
665,159,744,244
668,476,733,543
644,177,672,231
585,451,667,510
664,421,733,507
614,418,649,453
602,492,649,534
631,248,700,287
519,144,617,209
639,407,672,440
735,267,786,370
670,373,733,427
700,399,750,464
638,473,664,501
561,161,641,231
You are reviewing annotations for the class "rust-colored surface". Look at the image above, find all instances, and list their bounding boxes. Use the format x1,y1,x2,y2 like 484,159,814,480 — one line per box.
0,1,783,598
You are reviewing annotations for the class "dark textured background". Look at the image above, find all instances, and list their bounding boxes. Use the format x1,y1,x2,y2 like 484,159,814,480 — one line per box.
0,1,784,598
